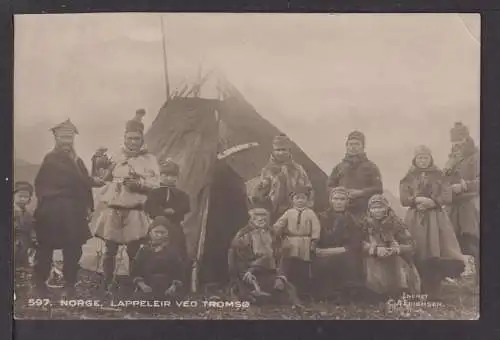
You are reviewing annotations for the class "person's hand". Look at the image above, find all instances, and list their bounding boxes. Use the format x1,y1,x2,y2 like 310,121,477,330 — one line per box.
376,247,390,258
164,208,175,215
92,176,106,187
165,284,177,296
243,271,256,284
310,240,318,254
138,282,152,293
451,183,464,194
123,177,142,192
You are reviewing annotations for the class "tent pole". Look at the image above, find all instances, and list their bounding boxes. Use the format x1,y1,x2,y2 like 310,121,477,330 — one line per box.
160,15,170,100
191,186,211,293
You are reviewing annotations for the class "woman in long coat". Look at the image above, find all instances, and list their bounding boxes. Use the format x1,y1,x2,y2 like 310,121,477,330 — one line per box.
313,187,365,301
400,145,464,298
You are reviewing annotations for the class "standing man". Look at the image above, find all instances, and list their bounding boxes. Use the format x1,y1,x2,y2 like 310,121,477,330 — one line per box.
33,119,104,297
251,134,313,223
93,109,160,294
443,122,480,286
327,131,383,218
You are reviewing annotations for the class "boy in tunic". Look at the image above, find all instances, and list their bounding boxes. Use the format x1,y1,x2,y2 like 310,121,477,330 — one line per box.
273,186,321,298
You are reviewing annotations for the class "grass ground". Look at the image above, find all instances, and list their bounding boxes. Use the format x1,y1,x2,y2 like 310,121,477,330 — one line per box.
14,269,478,320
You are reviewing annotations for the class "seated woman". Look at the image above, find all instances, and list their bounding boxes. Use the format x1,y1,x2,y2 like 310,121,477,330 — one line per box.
362,194,421,301
313,187,365,301
228,201,301,306
131,216,185,299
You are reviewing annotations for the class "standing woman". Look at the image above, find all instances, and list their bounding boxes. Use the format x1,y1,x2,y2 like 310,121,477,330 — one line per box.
400,145,464,299
93,109,160,293
443,122,480,287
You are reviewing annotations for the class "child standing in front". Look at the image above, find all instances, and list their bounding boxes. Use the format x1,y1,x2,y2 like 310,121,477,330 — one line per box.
14,181,36,270
273,186,320,298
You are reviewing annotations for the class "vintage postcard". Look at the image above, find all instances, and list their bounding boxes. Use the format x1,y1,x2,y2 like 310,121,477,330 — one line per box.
13,13,479,320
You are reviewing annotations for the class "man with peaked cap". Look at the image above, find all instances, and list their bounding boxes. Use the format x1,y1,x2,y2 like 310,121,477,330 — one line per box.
327,130,383,218
228,200,301,306
443,122,480,287
252,134,313,224
92,109,160,295
33,119,105,298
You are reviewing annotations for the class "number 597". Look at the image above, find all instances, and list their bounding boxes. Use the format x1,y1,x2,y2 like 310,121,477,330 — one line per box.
27,298,50,307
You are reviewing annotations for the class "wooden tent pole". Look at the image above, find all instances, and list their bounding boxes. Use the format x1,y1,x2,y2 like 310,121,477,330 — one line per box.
191,186,211,293
160,15,170,100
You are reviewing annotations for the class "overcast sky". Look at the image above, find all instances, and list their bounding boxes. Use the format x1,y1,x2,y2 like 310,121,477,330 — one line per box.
14,13,480,195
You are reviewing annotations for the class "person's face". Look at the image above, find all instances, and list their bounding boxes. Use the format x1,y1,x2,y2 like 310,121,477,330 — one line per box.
150,225,169,244
451,140,466,154
14,190,31,208
346,139,364,155
415,154,432,169
160,174,178,187
369,205,387,220
250,211,269,228
330,193,348,212
55,135,75,151
293,193,308,209
272,147,291,162
124,131,143,151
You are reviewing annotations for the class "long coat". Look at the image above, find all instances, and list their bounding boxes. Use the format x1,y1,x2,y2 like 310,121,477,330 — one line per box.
313,209,365,294
443,145,480,255
257,155,313,222
34,149,94,249
327,153,383,216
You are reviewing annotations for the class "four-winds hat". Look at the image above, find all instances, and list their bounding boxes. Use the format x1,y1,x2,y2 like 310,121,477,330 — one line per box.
346,130,365,145
125,109,146,134
159,158,180,176
248,199,270,215
450,122,470,142
50,119,79,137
14,181,33,195
329,186,349,200
289,185,312,199
272,133,292,149
368,194,389,208
414,145,432,157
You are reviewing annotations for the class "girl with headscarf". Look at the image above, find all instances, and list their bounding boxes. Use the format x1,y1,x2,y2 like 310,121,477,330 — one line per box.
93,109,160,294
313,187,365,300
400,145,464,298
362,194,421,299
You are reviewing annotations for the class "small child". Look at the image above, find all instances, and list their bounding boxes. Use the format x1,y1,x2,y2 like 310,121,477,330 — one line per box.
273,186,320,297
13,181,36,270
144,159,190,263
131,216,185,299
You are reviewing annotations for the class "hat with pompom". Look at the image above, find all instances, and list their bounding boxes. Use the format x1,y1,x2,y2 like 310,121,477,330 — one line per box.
450,122,470,142
126,109,146,134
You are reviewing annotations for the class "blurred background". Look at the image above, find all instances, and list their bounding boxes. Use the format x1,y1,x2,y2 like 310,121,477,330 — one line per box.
14,13,479,196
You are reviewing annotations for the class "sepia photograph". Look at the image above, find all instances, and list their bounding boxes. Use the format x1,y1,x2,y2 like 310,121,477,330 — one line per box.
13,12,479,320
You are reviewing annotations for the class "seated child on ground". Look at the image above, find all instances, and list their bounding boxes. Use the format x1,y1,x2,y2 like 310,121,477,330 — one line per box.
131,216,185,299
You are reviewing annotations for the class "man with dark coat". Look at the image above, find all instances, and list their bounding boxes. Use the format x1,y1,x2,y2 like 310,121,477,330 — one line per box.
327,131,383,218
443,122,480,286
33,119,104,297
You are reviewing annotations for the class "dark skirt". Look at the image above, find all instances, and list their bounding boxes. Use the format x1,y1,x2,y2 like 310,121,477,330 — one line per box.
34,196,91,249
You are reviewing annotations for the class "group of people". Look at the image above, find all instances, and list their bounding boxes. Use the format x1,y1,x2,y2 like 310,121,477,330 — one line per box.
230,123,479,305
14,108,479,308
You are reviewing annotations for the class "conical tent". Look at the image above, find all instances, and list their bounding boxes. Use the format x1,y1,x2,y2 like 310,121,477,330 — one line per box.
144,81,330,291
